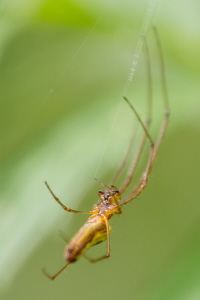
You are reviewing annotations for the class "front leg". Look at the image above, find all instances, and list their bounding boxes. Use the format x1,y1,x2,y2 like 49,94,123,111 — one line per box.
45,181,93,214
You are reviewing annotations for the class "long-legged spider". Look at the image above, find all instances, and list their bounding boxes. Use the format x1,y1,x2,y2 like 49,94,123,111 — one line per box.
43,27,170,280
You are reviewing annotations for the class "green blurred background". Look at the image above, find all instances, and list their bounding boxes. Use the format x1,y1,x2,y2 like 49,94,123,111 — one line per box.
0,0,200,299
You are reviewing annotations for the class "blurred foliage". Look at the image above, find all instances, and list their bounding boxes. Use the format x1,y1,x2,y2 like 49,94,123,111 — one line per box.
0,0,200,300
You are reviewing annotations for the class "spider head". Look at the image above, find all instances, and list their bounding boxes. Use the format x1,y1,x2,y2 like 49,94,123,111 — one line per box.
98,188,120,206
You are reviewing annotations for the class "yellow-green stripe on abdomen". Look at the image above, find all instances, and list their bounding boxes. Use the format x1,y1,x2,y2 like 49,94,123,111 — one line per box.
65,216,111,262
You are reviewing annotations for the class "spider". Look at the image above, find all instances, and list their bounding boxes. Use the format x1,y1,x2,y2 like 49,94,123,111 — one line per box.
43,27,170,280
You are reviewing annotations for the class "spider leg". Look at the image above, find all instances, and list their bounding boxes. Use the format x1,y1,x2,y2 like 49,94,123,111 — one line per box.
45,181,93,214
120,143,154,206
58,231,69,243
120,27,170,206
120,111,169,206
119,124,150,195
119,35,153,194
42,262,72,280
119,92,154,195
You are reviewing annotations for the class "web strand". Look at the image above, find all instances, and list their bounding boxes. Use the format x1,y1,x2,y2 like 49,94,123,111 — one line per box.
123,0,159,97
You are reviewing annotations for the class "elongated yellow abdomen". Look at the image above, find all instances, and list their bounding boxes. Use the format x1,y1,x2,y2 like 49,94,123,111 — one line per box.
65,215,111,262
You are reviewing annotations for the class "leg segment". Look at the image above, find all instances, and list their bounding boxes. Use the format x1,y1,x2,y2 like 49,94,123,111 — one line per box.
120,143,154,206
119,35,153,194
42,262,72,280
45,181,93,214
120,28,170,206
119,97,154,195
